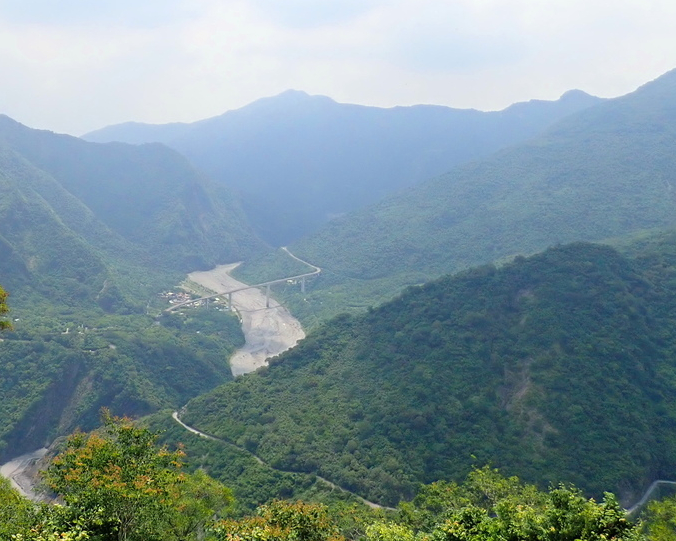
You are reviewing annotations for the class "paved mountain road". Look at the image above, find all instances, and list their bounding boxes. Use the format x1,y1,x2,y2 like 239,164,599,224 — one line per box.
171,412,393,510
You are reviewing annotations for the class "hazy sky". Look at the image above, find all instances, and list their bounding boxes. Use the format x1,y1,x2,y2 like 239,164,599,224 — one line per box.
1,0,675,135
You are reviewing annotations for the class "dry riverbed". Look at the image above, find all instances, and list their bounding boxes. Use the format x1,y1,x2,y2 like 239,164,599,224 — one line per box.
0,448,47,500
188,263,305,376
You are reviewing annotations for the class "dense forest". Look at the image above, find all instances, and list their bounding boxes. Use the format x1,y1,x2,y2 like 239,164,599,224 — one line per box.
0,306,243,461
181,239,676,508
0,415,658,541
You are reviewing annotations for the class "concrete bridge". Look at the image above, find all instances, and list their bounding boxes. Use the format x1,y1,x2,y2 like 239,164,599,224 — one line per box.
165,247,321,313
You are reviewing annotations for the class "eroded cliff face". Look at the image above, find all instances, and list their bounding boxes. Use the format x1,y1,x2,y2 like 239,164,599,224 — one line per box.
1,360,84,463
0,358,155,464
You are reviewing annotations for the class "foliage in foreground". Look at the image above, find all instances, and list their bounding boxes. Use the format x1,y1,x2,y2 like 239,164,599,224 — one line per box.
0,285,10,330
42,412,234,541
644,493,676,541
1,443,649,541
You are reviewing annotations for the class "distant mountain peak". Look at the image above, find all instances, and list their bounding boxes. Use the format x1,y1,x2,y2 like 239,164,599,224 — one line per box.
559,89,593,101
275,89,312,99
239,89,336,112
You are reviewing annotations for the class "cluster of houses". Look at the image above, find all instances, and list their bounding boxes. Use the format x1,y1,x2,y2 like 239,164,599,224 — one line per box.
159,291,194,305
159,291,231,311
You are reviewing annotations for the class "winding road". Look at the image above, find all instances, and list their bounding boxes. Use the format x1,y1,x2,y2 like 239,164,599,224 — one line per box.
626,480,676,515
171,412,393,510
171,249,399,509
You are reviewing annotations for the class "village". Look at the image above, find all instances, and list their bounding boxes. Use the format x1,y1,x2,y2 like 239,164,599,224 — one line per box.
158,290,231,311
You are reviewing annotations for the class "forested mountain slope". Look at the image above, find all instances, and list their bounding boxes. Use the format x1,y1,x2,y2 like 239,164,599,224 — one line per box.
84,89,601,244
263,68,676,324
0,149,111,305
0,115,265,272
0,116,263,461
182,240,676,507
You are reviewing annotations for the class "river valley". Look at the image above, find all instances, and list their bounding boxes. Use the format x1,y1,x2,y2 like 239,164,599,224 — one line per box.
0,261,307,497
187,262,306,376
0,448,47,500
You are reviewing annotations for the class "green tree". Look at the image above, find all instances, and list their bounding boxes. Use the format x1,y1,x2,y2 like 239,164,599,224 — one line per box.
212,500,343,541
0,476,36,539
10,505,99,541
393,468,644,541
164,469,234,540
645,496,676,541
44,411,198,541
365,522,415,541
0,284,10,330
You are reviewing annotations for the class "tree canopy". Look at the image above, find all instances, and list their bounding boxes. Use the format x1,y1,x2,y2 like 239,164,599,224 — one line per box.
0,284,10,330
44,411,233,541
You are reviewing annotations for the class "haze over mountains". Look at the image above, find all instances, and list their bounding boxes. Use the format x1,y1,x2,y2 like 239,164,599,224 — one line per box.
0,115,265,310
5,68,676,517
243,68,676,323
84,89,602,245
0,118,263,459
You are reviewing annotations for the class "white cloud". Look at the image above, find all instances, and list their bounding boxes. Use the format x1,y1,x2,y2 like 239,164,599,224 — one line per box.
0,0,675,134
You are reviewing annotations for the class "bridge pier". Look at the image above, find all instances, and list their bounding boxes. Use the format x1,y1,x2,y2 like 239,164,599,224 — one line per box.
228,292,232,310
265,284,271,308
301,276,306,293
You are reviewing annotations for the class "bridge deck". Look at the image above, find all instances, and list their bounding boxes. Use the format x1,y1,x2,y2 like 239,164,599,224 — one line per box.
164,253,320,313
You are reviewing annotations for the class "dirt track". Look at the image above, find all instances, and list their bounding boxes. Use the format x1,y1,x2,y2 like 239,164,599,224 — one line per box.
188,264,305,376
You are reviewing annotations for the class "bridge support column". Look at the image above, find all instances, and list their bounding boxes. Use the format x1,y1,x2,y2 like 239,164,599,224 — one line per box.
301,276,306,293
266,284,271,308
228,292,232,310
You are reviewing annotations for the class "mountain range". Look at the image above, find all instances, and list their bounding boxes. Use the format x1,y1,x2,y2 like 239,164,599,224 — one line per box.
84,89,602,245
232,68,676,325
0,115,265,311
5,69,676,514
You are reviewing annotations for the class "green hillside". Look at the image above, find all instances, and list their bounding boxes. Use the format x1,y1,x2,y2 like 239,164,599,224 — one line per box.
253,68,676,325
0,115,266,272
181,240,676,508
0,307,244,461
0,116,268,461
0,148,117,309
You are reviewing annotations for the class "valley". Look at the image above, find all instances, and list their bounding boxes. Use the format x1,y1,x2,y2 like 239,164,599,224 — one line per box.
184,247,319,376
6,69,676,538
187,263,305,376
0,448,46,500
0,249,314,493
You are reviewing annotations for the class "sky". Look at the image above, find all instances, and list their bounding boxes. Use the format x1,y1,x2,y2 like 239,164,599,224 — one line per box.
1,0,675,135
